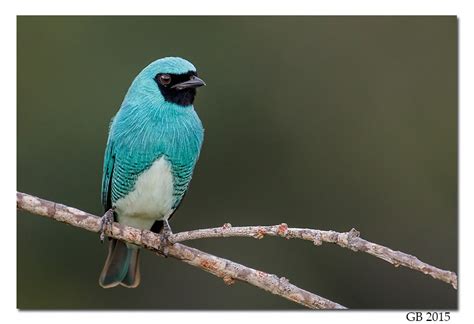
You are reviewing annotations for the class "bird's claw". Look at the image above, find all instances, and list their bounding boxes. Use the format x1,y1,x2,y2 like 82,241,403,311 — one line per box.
156,220,173,257
162,219,173,237
156,245,170,258
99,208,115,242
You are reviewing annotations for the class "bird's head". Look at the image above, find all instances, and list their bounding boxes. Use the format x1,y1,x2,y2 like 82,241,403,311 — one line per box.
129,57,206,107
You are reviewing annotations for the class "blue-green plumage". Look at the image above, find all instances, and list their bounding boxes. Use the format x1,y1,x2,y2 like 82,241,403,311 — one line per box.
99,57,205,288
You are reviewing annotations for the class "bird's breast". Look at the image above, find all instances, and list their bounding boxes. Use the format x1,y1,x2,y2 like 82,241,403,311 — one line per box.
114,157,174,230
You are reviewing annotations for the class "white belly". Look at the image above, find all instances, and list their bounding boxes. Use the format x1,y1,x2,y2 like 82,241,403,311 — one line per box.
115,157,174,230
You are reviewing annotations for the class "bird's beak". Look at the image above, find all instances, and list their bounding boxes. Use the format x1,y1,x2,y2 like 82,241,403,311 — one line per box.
171,76,206,90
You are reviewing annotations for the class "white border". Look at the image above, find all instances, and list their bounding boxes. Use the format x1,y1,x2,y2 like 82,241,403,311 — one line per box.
3,1,473,324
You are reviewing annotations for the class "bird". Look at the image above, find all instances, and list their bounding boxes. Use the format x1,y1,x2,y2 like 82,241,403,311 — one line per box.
98,57,205,288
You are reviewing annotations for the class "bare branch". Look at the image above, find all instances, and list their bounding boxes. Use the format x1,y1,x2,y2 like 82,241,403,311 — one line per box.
171,224,458,289
16,192,346,310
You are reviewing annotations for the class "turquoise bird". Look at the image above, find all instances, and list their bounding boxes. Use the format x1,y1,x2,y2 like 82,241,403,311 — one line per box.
98,57,205,288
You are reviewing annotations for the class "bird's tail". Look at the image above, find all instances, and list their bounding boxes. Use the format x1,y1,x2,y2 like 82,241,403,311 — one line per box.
99,238,141,288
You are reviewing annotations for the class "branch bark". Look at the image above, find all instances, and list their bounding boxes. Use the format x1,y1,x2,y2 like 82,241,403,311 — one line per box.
171,224,458,289
16,192,346,310
17,191,457,309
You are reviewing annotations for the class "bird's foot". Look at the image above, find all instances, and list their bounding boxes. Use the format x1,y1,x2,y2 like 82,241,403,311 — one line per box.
156,219,173,257
162,219,173,237
99,208,115,242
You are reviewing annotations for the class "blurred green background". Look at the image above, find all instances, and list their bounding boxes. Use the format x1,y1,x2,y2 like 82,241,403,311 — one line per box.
17,16,457,309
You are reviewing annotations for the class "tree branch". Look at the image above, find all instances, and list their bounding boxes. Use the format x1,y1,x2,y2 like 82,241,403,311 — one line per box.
171,224,458,289
16,192,346,310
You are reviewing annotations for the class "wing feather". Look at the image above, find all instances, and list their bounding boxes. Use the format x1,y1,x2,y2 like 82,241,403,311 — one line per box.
101,136,115,211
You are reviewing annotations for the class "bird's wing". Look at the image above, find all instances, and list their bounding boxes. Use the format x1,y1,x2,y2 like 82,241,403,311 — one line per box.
101,136,115,212
102,139,165,211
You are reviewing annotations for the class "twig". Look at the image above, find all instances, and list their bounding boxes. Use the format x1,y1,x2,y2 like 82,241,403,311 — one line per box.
16,192,346,310
171,224,458,289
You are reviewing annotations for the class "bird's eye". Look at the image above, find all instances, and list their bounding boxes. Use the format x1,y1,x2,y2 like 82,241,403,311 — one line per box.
159,74,171,85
